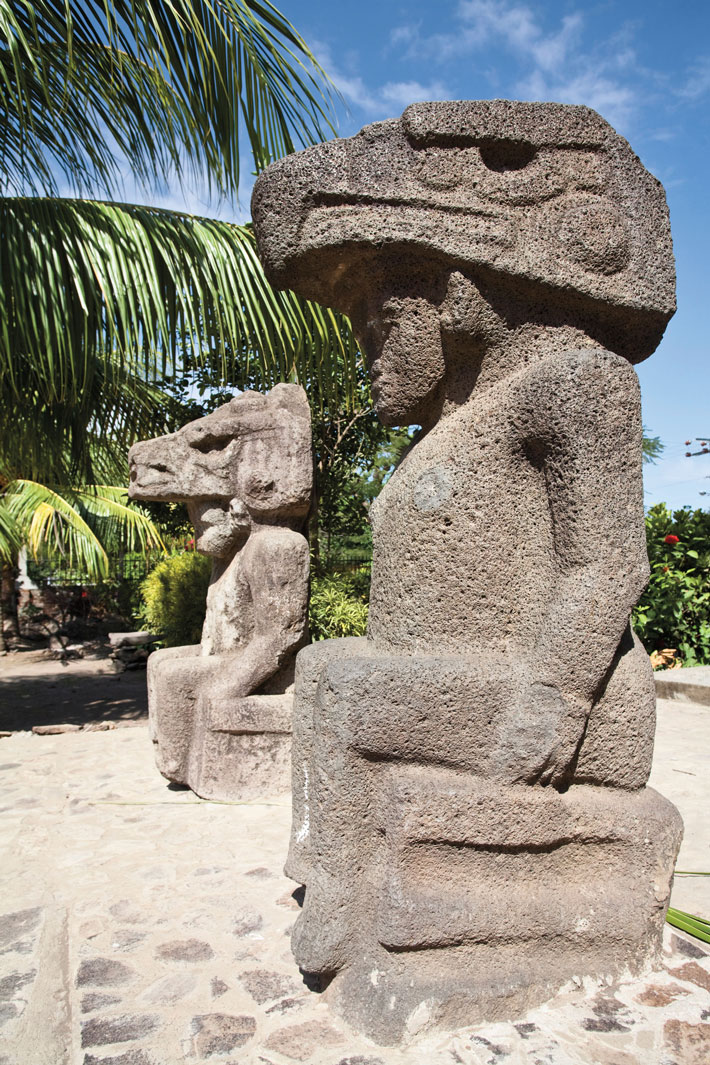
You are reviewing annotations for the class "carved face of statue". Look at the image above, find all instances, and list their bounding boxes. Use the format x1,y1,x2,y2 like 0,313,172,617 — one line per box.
187,498,250,558
128,383,312,527
350,269,511,426
353,293,445,427
349,265,448,427
252,101,676,366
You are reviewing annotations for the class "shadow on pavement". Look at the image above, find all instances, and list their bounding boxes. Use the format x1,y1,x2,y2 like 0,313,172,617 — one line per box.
0,650,148,730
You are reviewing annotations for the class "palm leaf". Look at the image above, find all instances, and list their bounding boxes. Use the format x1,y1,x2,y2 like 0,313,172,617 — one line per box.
0,346,172,484
0,198,361,430
72,484,166,555
3,478,164,579
666,906,710,944
0,497,22,563
2,0,338,197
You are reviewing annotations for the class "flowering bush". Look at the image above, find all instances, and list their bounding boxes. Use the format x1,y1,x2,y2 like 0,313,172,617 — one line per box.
633,504,710,667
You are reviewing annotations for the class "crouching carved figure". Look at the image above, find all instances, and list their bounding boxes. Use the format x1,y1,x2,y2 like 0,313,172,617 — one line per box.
128,384,311,800
252,101,684,1041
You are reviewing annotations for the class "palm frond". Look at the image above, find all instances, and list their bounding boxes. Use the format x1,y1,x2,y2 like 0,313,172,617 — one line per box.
72,485,165,555
3,478,164,579
0,498,22,563
0,347,171,484
2,0,338,197
0,198,361,426
4,479,110,576
666,905,710,944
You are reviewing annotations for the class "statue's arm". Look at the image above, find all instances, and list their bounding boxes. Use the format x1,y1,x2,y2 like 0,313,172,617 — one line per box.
523,347,648,707
227,529,310,697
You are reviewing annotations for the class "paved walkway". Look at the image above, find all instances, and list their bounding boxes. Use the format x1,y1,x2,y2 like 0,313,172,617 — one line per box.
0,698,708,1065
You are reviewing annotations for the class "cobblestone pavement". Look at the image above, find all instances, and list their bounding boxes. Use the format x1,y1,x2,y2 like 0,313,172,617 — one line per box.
0,699,708,1065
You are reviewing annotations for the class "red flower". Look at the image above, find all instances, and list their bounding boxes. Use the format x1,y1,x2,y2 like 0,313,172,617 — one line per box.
664,534,679,545
685,440,692,445
685,452,692,457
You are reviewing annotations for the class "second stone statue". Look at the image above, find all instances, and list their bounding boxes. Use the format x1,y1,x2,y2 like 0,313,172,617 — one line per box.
128,383,312,801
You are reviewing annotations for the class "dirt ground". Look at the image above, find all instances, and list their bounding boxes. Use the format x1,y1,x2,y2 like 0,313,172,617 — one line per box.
0,641,148,731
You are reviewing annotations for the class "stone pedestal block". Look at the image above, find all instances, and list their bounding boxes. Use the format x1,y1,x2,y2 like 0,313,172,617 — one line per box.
325,774,682,1043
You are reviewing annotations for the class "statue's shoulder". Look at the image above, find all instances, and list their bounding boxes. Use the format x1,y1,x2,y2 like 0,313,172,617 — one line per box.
242,527,309,568
521,346,635,386
514,347,638,412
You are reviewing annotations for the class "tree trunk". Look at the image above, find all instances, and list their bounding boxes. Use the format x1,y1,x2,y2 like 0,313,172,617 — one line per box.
309,476,321,576
0,561,19,651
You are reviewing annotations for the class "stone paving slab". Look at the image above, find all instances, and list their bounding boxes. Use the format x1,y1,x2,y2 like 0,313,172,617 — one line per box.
655,666,710,708
0,699,708,1064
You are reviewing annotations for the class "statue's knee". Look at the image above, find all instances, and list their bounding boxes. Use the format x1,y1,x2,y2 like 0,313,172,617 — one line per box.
574,627,655,788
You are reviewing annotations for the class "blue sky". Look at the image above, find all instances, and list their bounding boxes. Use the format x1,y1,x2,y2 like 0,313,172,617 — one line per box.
160,0,710,510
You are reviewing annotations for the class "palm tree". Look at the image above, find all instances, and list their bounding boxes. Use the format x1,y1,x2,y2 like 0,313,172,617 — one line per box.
1,1,361,639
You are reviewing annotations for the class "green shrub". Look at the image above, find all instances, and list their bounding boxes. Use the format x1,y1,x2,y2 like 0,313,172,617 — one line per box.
309,573,369,641
633,504,710,666
139,551,211,646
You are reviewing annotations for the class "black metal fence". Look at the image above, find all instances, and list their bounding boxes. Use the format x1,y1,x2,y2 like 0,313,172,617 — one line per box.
324,554,372,574
25,554,156,588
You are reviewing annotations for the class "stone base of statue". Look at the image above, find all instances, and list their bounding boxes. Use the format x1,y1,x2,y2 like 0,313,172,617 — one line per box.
285,639,683,1044
147,647,294,801
299,773,682,1044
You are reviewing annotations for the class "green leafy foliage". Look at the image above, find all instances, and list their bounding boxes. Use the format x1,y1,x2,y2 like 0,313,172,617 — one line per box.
309,573,369,641
1,202,361,484
0,500,22,564
2,0,337,198
633,504,710,666
138,560,370,647
0,0,357,624
666,906,710,944
139,550,211,646
2,480,163,580
642,429,664,465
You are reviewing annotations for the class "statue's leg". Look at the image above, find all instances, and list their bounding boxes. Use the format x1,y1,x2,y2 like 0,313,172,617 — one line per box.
290,651,518,974
285,637,371,886
195,689,294,802
146,645,206,786
573,623,656,788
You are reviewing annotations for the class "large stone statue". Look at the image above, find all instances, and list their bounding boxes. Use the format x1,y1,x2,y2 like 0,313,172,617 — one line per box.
128,384,312,801
252,101,683,1042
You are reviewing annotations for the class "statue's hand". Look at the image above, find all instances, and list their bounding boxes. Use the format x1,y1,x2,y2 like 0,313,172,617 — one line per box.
493,677,589,786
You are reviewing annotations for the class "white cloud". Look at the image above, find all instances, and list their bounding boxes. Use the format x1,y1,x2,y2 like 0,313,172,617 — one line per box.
314,40,452,119
380,80,451,109
457,0,582,71
390,1,639,131
675,56,710,101
392,0,581,68
517,69,637,131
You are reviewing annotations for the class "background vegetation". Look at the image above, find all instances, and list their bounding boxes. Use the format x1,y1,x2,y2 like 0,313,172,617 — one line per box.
633,504,710,667
140,551,212,647
0,0,367,649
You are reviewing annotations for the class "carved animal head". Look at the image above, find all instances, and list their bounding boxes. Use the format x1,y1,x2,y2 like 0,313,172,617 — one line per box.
128,384,312,555
253,100,675,364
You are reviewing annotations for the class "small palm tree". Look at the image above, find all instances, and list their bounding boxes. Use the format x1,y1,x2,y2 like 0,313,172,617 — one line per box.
1,1,361,639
